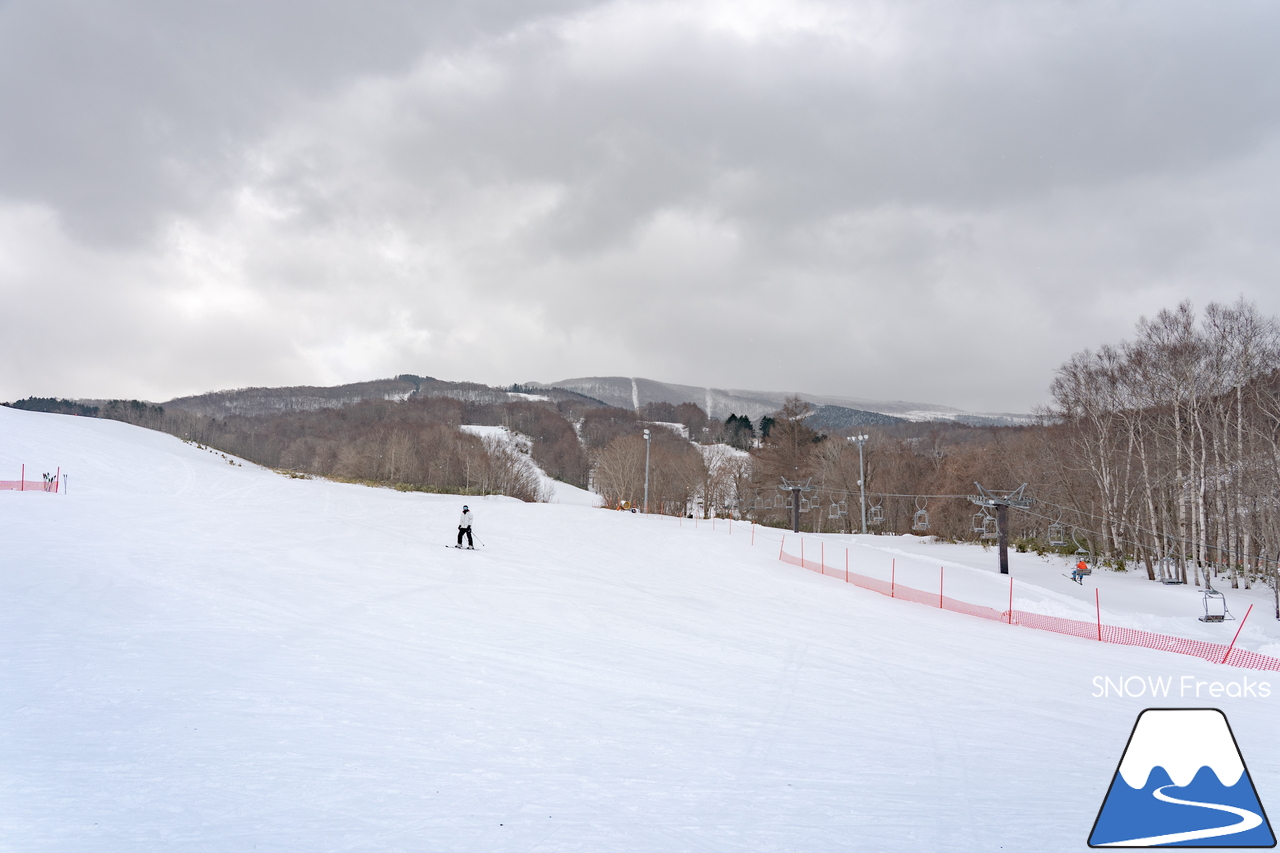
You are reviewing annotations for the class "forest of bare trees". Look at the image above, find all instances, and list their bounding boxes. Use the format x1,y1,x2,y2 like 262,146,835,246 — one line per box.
1041,300,1280,592
708,300,1280,618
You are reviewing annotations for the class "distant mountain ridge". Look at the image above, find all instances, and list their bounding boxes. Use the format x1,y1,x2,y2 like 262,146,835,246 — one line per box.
533,376,1031,426
158,376,598,418
38,373,1028,426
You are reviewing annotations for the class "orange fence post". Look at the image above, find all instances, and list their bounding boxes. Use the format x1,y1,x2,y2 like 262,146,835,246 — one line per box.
1221,604,1253,664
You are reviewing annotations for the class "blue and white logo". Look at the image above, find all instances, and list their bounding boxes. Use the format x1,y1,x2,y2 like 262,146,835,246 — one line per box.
1089,708,1275,847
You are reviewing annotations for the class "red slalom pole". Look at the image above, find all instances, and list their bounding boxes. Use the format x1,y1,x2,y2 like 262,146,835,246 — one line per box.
1221,604,1254,665
55,466,60,494
751,524,755,546
1096,589,1102,641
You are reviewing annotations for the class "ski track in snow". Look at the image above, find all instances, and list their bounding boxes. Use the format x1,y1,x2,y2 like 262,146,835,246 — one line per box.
3,406,1279,852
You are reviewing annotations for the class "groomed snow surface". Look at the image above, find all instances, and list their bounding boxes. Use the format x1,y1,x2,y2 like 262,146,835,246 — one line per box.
3,406,1278,852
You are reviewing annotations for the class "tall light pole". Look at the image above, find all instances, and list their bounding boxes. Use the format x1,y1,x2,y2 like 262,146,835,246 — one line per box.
643,428,651,514
851,434,868,534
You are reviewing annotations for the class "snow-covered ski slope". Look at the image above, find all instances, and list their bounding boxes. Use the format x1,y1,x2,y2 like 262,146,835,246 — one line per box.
3,406,1277,852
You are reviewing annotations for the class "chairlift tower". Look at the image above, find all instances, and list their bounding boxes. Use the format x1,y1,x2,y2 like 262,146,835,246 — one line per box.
970,482,1032,575
779,477,815,533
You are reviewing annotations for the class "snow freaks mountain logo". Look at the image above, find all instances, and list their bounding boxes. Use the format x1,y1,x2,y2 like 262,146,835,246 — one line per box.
1089,708,1275,847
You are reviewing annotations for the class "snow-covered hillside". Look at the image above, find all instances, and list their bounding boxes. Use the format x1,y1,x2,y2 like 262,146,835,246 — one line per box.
3,406,1277,851
459,424,600,507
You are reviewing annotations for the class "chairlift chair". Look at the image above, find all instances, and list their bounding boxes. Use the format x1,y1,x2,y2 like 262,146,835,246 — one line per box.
1071,529,1092,566
1158,556,1184,585
1199,587,1234,623
868,502,884,526
1047,515,1067,547
981,514,998,540
972,512,987,535
828,502,841,520
912,497,930,532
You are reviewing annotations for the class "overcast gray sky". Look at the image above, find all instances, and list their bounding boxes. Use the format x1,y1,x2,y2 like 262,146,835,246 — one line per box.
2,0,1278,412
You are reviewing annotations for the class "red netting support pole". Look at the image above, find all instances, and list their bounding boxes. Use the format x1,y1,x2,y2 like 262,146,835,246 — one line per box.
779,536,784,561
1096,589,1101,641
821,541,825,575
1222,604,1253,665
55,466,60,494
891,559,896,598
801,538,805,569
751,524,755,546
20,464,23,491
845,549,849,584
1008,576,1013,624
939,566,944,610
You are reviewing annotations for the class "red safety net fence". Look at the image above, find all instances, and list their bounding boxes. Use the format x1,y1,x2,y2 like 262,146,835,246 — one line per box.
659,515,1280,672
0,479,59,492
0,465,62,493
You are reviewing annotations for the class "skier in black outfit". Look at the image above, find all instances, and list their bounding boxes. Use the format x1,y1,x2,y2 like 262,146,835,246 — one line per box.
457,505,475,548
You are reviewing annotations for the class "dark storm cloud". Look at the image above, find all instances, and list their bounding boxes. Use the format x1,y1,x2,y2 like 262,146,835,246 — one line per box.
0,0,592,242
2,0,1279,410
